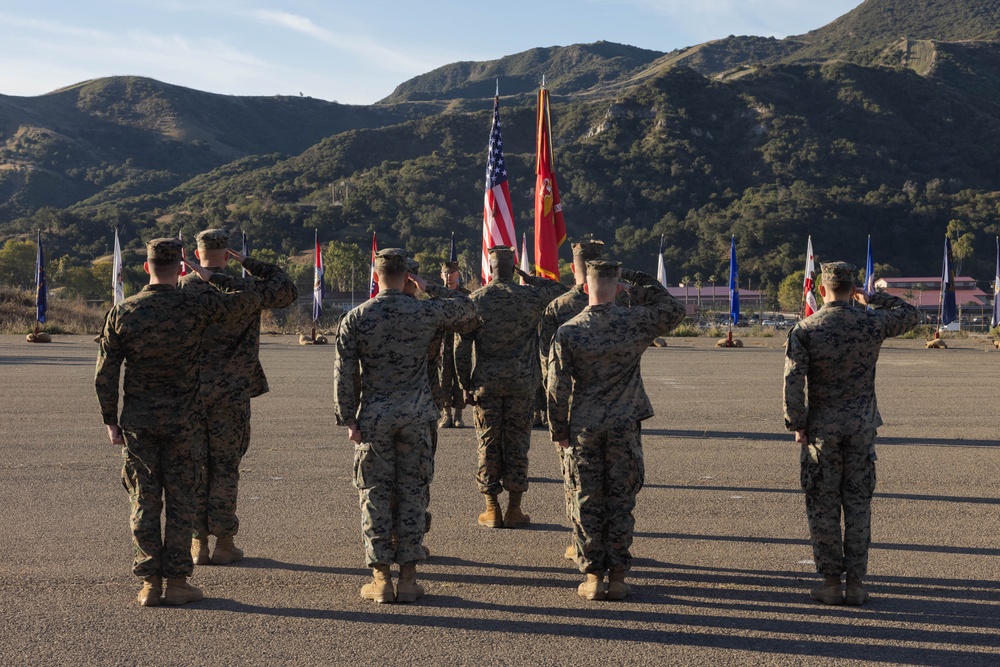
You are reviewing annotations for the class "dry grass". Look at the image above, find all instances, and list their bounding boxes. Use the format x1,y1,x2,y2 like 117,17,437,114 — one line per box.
0,286,107,334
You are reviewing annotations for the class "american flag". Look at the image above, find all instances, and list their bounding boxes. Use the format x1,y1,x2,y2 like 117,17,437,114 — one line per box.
312,230,324,322
482,94,517,284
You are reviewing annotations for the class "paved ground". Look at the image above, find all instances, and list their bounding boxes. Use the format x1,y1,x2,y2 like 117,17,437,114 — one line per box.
0,333,998,666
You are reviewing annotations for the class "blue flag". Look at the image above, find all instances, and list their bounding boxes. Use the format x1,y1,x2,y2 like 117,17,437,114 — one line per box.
864,235,875,296
729,236,740,325
940,237,957,326
449,232,457,263
35,231,47,324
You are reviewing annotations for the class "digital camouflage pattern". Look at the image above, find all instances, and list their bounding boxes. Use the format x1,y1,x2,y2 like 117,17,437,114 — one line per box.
547,269,685,574
783,290,919,579
456,274,566,496
180,256,298,539
95,281,261,578
436,287,471,410
801,431,876,578
334,284,475,566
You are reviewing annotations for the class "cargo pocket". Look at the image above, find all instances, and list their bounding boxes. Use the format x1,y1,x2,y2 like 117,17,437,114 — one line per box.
800,442,820,493
353,443,374,491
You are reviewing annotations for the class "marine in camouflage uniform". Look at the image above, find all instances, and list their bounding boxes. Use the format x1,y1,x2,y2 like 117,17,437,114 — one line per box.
456,245,567,528
180,229,298,566
437,261,471,428
784,261,919,606
95,238,261,607
547,261,685,600
538,239,606,558
334,249,475,603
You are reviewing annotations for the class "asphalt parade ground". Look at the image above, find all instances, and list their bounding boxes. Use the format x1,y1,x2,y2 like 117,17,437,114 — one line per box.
1,333,998,666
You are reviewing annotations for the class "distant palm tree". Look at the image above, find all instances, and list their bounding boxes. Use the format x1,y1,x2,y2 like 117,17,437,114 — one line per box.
694,272,703,315
708,274,717,312
682,275,691,310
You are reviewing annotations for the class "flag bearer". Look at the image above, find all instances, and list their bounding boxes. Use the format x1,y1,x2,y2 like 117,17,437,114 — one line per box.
182,229,298,566
547,261,684,600
335,249,474,603
784,262,919,606
437,261,471,428
456,245,566,529
95,238,260,606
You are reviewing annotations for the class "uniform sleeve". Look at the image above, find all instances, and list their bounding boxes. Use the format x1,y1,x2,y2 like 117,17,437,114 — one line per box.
241,257,299,309
546,328,573,442
524,274,569,306
538,302,560,390
334,314,361,427
94,309,124,426
424,284,479,334
203,271,263,319
868,291,921,339
783,325,810,432
455,327,477,393
620,269,686,338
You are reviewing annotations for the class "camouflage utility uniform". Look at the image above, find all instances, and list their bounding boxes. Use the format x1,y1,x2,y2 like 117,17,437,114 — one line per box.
784,278,919,581
334,260,475,567
456,252,566,502
96,250,260,581
547,266,684,576
179,234,298,542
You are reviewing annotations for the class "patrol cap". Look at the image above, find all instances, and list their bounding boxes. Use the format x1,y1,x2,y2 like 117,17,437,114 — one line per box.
441,260,460,272
374,248,408,272
820,261,856,286
406,258,420,274
487,245,514,260
146,238,183,263
586,259,621,279
195,228,230,250
572,239,604,262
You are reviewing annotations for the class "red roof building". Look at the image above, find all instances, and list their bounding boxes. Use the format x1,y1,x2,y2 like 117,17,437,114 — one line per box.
874,276,991,314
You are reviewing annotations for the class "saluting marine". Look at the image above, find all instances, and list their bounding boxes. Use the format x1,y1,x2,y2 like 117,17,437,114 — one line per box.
784,261,919,606
456,245,567,529
95,238,260,607
334,248,475,604
180,228,298,567
547,261,685,600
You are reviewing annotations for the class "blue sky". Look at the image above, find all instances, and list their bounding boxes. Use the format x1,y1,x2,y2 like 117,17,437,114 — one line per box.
1,1,863,104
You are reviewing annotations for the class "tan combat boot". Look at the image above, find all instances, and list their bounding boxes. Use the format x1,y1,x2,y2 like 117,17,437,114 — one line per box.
478,494,503,528
453,407,464,428
577,573,606,601
564,544,576,560
504,491,530,528
191,537,210,566
439,408,453,428
607,568,631,601
360,564,395,603
845,575,868,606
137,575,162,607
211,535,244,565
810,574,843,605
396,563,425,603
163,578,204,606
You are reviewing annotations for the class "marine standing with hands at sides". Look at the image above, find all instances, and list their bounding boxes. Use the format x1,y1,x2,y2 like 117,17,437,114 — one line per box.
181,229,298,567
547,261,685,600
437,261,471,429
95,238,261,607
334,249,475,603
784,261,919,606
455,245,567,529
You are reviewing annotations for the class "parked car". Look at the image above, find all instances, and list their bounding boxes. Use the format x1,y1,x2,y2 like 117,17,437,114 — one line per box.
761,319,776,327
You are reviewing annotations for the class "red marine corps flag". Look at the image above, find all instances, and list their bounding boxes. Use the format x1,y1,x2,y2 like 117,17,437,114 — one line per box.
534,83,565,280
369,231,379,297
802,235,818,317
481,84,517,284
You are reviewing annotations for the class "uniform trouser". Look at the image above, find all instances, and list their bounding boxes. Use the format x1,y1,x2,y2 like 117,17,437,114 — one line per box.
193,397,251,539
563,421,645,574
800,431,877,579
121,421,204,579
353,420,434,566
473,394,533,495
